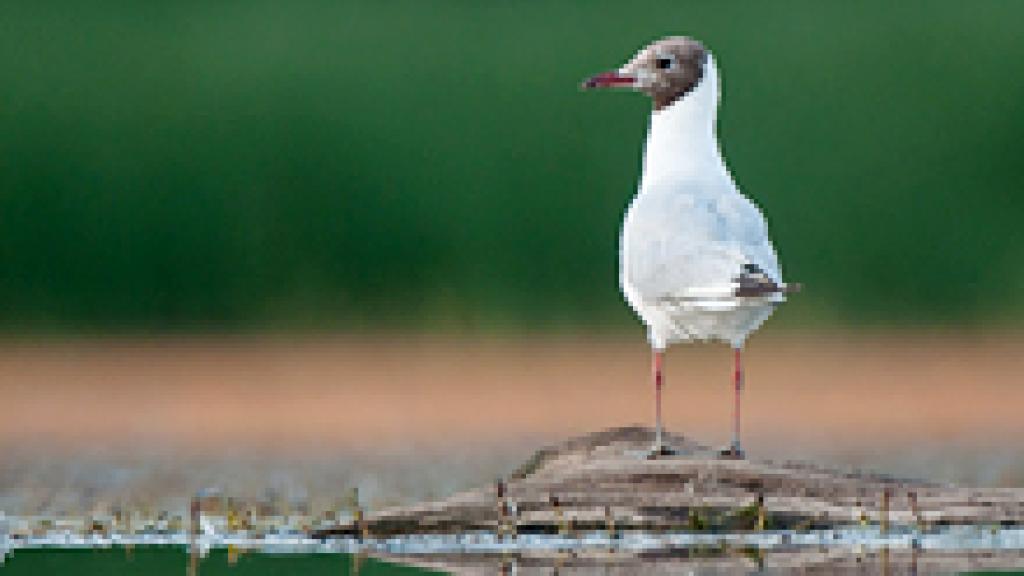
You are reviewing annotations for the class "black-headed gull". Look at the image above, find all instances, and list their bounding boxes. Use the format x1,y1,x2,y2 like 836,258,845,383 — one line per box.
584,37,798,457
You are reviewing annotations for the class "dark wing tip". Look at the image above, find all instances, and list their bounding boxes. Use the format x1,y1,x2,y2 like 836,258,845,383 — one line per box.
734,264,801,298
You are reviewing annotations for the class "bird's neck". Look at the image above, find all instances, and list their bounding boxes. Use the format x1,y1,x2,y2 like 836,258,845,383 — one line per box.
641,56,726,185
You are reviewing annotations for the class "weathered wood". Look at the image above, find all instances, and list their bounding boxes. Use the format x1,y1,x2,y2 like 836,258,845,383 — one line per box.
313,426,1024,539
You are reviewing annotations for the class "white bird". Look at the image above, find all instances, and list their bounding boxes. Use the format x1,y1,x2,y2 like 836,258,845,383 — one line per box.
584,36,798,457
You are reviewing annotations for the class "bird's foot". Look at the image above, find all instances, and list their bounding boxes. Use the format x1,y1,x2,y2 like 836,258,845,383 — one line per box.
718,443,745,460
646,443,677,459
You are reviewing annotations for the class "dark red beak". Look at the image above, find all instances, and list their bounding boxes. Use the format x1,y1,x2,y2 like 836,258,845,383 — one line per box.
581,71,635,89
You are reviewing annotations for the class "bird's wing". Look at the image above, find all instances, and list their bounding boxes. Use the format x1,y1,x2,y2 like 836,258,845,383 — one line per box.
621,178,782,303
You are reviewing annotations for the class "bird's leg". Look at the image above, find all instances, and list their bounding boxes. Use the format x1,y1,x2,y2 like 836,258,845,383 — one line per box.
646,348,674,459
731,346,744,456
653,349,665,451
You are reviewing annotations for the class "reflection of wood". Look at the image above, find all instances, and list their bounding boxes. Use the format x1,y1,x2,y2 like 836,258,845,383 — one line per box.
188,547,197,576
377,549,1024,576
350,550,365,576
315,426,1024,538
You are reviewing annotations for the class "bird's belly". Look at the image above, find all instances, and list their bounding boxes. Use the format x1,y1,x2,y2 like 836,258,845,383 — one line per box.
622,280,778,349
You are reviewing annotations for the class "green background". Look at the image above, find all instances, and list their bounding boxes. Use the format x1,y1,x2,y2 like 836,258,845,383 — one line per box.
3,548,1017,575
0,547,439,575
2,1,1021,333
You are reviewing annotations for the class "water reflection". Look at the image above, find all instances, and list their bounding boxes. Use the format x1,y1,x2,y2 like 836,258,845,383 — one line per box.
1,539,1021,575
326,528,1024,575
385,545,1024,575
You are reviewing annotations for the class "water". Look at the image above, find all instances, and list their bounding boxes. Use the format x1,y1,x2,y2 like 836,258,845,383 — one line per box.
3,529,1024,575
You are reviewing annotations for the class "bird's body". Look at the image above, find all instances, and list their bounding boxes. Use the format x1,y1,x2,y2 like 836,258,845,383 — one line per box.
584,37,796,456
620,55,784,350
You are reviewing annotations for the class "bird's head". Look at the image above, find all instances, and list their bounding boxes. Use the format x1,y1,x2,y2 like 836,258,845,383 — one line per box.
582,36,709,111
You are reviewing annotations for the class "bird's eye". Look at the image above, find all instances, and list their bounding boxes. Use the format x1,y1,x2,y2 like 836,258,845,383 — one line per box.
655,56,675,70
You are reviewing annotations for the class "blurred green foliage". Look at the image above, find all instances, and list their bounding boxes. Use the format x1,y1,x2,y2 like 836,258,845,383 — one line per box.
1,1,1022,333
1,547,439,575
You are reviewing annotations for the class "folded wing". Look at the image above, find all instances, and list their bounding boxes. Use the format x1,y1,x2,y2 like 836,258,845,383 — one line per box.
621,178,783,306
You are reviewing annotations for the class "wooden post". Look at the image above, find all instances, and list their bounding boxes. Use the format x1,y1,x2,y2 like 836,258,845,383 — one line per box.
881,488,890,535
756,492,766,531
605,505,616,542
190,496,199,539
908,491,921,530
349,486,368,542
550,495,567,536
227,498,239,534
505,498,518,540
496,478,506,538
355,507,368,542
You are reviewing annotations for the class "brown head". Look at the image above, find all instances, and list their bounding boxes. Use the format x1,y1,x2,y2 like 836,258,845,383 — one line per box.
583,36,709,111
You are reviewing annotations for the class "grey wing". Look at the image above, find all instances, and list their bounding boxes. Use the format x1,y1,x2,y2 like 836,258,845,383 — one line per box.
718,191,784,288
621,180,782,302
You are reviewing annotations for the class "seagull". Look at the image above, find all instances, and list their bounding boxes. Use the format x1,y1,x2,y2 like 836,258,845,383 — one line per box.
583,36,798,457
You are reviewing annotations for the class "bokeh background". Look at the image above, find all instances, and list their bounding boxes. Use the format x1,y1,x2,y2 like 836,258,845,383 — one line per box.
1,0,1023,516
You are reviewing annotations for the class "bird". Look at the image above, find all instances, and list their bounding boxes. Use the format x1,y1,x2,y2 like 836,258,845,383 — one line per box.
583,36,798,458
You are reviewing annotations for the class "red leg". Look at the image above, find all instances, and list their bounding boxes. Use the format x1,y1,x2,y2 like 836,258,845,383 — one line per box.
732,346,743,454
653,349,664,449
